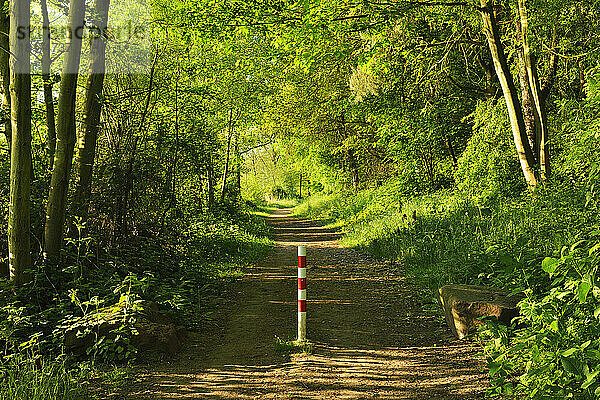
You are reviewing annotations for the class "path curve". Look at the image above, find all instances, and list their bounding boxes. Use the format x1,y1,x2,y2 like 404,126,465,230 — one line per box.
125,209,487,399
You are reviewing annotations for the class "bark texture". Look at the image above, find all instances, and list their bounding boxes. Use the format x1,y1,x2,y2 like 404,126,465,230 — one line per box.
9,0,32,283
44,0,86,263
41,0,57,172
0,0,10,149
479,0,539,188
73,0,110,220
517,0,550,178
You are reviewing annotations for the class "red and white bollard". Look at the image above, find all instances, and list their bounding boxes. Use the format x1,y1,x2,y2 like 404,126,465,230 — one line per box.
297,245,307,342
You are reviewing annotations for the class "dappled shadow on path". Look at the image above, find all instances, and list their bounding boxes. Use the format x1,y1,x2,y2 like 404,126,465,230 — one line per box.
124,209,486,399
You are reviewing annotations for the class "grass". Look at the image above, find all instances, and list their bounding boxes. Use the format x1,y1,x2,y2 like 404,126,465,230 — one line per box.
294,182,598,297
274,336,314,355
250,198,300,218
0,356,91,400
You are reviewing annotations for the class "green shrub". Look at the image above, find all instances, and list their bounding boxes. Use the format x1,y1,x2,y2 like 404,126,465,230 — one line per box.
480,234,600,399
455,100,524,202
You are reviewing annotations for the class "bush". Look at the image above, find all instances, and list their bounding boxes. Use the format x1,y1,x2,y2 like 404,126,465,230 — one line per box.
455,100,525,202
480,234,600,399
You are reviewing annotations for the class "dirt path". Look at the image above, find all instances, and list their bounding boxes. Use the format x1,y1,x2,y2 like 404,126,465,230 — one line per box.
124,209,488,399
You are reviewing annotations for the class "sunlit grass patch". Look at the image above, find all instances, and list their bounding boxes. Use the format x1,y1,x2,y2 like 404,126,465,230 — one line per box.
274,336,313,355
0,355,90,400
295,182,597,297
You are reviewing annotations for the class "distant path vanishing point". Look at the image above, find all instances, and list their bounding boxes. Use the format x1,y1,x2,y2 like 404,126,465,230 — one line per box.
124,208,487,399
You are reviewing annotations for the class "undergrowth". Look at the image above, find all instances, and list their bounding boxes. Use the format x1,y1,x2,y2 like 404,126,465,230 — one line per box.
296,181,596,297
0,202,273,399
295,177,600,398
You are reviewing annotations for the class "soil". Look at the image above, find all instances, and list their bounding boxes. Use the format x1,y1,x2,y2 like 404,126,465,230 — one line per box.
120,209,488,399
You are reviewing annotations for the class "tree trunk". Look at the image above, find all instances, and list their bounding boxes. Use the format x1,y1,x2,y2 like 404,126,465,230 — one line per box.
72,0,110,220
207,149,214,209
476,53,496,99
0,0,10,150
517,0,550,178
44,0,86,264
8,0,32,283
235,133,241,195
160,78,180,232
41,0,57,172
479,0,539,188
220,109,233,202
444,137,458,168
348,149,359,191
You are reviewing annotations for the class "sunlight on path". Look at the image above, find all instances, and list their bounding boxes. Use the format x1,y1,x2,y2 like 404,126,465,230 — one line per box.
125,209,487,399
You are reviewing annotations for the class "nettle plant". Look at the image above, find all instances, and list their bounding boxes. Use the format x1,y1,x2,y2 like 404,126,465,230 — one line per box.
480,233,600,399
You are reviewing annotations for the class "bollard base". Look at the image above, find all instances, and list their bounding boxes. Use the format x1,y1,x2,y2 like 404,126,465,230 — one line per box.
297,311,306,342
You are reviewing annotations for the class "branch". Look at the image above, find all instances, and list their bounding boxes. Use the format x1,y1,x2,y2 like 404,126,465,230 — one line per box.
368,0,469,6
445,73,486,96
418,39,485,48
240,139,275,155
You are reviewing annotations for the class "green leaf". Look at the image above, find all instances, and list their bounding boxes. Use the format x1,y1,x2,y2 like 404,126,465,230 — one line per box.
562,348,578,357
582,370,599,389
542,257,559,274
582,340,592,349
488,361,502,377
571,240,587,252
562,356,584,377
578,280,592,303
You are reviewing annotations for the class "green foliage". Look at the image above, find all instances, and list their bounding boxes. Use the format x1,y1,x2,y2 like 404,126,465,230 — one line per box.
0,355,89,400
274,336,313,355
480,235,600,399
296,179,597,295
455,100,524,202
0,203,272,395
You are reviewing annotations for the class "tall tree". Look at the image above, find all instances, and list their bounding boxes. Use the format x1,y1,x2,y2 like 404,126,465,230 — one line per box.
41,0,57,172
72,0,111,221
479,0,539,187
0,0,10,148
8,0,32,283
517,0,552,178
44,0,86,263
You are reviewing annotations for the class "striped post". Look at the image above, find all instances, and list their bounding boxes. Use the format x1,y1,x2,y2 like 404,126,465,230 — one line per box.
297,245,307,342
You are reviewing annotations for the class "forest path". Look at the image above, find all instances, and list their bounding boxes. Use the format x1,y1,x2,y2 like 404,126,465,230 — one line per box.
124,209,487,399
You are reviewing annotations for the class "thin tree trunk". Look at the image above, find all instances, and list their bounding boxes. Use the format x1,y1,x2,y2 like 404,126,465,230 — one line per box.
477,53,496,99
220,109,233,202
235,131,241,195
72,0,110,220
160,78,180,232
517,0,550,178
44,0,86,264
114,53,158,239
9,0,32,283
348,149,359,191
0,0,10,150
444,137,458,168
480,0,539,188
41,0,57,172
207,148,214,209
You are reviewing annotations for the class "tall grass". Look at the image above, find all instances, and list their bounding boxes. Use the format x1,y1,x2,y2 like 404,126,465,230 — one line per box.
0,355,89,400
295,182,597,296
